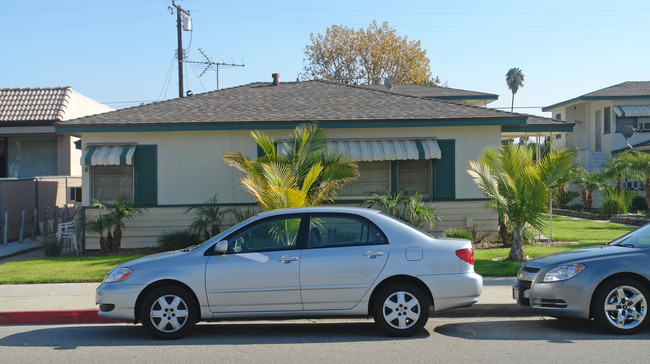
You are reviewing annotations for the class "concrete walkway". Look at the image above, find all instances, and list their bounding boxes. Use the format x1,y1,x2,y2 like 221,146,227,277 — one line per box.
0,237,44,264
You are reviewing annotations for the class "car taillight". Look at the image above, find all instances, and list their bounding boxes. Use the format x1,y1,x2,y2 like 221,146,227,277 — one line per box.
455,248,474,265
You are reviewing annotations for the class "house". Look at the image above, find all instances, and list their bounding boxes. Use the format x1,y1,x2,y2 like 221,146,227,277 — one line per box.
55,78,573,250
545,81,650,171
0,87,113,240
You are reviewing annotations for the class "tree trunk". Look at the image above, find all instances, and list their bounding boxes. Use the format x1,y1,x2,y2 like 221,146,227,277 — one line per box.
499,220,509,246
111,225,122,252
615,182,623,194
510,93,515,112
508,224,525,262
211,223,220,237
581,189,588,211
586,191,593,211
99,236,110,254
105,231,113,254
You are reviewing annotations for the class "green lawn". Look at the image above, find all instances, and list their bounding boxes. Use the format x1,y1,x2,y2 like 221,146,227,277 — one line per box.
0,255,146,284
474,215,635,277
0,215,637,283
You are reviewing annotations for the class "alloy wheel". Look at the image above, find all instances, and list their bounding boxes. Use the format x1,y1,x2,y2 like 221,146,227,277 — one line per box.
602,285,647,330
149,294,190,333
382,291,421,330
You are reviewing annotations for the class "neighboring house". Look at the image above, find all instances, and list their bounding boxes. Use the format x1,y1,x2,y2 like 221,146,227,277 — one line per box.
0,87,113,240
545,81,650,171
55,79,572,250
363,84,498,107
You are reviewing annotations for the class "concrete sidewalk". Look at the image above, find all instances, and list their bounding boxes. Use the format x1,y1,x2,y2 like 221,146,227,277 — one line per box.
0,277,523,325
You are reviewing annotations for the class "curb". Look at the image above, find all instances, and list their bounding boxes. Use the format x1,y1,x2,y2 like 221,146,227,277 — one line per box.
0,310,127,325
435,304,539,318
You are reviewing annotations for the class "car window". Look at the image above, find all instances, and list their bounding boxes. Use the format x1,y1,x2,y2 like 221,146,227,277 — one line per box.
227,215,302,253
609,224,650,248
307,214,387,248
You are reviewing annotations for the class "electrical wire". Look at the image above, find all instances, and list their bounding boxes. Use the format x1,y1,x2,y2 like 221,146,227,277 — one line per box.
157,54,176,101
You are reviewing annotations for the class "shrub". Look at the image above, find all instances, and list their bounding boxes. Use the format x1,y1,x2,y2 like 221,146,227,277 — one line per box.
443,228,473,241
521,225,538,246
631,196,648,213
601,186,636,214
43,234,64,257
468,224,491,245
553,189,580,209
157,230,202,252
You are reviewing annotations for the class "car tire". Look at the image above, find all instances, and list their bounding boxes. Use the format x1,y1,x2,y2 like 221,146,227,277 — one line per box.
373,283,429,337
593,278,649,335
140,286,198,339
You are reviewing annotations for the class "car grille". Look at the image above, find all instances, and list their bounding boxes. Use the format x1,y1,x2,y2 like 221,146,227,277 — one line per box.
517,279,532,306
536,299,567,308
523,266,540,273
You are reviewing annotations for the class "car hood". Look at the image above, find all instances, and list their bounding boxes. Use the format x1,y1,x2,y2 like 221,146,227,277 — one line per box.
528,245,635,267
117,250,188,268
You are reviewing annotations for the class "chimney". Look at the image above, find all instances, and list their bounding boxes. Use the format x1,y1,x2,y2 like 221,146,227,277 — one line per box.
272,73,279,86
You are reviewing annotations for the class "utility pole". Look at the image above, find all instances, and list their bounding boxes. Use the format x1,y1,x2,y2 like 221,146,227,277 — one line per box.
170,1,190,98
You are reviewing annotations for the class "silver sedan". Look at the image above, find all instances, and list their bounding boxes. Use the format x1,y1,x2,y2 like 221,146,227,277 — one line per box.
514,223,650,334
97,206,482,339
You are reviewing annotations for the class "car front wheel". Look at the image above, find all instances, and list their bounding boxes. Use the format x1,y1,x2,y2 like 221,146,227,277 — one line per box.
140,286,197,339
593,278,649,335
373,283,429,337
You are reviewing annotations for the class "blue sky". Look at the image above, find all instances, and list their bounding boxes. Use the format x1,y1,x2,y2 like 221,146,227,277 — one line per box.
3,0,650,116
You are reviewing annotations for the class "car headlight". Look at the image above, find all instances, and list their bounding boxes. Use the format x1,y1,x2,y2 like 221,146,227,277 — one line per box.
543,263,585,282
103,267,133,283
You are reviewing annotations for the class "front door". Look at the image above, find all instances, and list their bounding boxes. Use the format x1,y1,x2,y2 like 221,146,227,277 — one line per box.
300,213,389,311
595,110,602,151
205,214,303,313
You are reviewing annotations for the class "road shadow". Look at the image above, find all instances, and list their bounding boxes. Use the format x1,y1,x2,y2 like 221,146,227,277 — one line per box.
434,317,650,342
0,320,431,349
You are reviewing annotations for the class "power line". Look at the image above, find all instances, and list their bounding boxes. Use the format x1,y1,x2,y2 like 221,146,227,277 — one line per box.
0,14,165,33
5,1,163,13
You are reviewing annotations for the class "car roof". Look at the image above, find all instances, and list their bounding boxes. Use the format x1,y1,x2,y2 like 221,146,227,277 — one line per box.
256,206,382,218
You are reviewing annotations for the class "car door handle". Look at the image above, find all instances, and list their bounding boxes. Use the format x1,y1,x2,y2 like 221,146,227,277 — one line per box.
363,251,384,258
277,255,298,263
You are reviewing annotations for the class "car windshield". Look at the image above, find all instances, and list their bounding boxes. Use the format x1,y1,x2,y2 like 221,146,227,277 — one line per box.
608,224,650,248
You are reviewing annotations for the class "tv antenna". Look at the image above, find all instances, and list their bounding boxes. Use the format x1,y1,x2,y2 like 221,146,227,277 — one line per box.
621,125,636,151
183,48,245,90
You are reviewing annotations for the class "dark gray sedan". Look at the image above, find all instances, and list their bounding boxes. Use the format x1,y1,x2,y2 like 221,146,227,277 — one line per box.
514,224,650,334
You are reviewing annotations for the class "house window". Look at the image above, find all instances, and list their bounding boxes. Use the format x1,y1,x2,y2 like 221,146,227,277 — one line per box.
555,113,561,120
397,159,431,197
88,145,158,205
69,187,82,203
604,107,611,134
91,165,134,202
340,161,390,198
338,139,455,200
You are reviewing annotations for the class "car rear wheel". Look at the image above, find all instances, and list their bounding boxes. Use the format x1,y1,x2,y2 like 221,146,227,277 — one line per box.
593,278,649,335
373,283,429,337
140,286,197,339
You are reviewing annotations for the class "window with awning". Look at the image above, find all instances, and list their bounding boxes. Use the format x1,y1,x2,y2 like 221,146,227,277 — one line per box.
278,138,441,161
81,144,136,166
614,106,650,133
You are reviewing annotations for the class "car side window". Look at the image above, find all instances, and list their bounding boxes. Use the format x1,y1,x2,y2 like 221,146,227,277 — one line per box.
227,215,302,253
308,214,387,248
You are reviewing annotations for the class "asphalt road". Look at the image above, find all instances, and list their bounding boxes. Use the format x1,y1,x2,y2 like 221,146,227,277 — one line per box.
0,316,648,363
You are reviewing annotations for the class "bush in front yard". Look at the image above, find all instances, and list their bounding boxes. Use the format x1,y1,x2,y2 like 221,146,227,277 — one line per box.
157,230,202,252
43,234,65,257
443,228,473,241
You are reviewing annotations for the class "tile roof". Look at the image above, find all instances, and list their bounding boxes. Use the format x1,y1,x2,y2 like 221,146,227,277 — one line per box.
0,87,72,124
363,84,498,100
57,80,523,128
543,81,650,111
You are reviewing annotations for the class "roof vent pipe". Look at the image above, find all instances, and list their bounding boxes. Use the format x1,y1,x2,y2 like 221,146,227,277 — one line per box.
272,73,279,86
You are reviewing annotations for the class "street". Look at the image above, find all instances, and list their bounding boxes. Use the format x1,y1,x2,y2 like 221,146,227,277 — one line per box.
0,316,648,363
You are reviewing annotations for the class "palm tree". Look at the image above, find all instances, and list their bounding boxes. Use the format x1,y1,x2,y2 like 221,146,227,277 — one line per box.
602,153,634,193
222,124,359,210
363,189,440,229
505,67,525,112
187,195,229,240
467,144,574,262
574,168,605,212
91,196,146,252
627,151,650,209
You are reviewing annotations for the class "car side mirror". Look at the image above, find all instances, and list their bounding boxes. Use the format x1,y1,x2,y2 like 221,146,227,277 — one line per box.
214,240,228,254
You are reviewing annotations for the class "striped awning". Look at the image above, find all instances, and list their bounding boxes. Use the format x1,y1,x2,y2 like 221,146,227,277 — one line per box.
615,105,650,118
81,145,136,166
278,139,441,161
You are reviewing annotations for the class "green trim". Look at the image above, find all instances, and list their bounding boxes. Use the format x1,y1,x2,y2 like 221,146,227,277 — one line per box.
432,139,455,199
390,161,398,193
119,146,131,165
83,202,259,209
84,146,96,165
133,145,157,206
55,118,526,134
502,125,574,133
414,140,426,159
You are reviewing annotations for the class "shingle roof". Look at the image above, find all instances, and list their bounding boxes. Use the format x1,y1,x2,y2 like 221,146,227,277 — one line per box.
543,81,650,111
363,84,498,100
57,80,523,128
0,87,72,124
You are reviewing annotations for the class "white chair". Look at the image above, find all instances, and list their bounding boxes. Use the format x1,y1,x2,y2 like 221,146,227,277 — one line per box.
57,214,80,254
